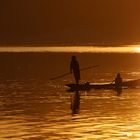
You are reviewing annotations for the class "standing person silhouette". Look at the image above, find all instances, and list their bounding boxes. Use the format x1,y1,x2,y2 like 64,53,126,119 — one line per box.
70,56,80,84
115,73,122,95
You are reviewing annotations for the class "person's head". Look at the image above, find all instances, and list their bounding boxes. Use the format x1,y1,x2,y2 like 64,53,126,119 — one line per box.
72,55,76,61
117,73,121,77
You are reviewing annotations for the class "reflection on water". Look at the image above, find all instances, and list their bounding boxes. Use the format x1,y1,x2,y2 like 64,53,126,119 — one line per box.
70,90,80,115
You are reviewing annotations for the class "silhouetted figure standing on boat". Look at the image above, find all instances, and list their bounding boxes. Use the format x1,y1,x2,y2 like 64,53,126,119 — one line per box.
70,56,80,84
115,73,122,95
70,90,80,115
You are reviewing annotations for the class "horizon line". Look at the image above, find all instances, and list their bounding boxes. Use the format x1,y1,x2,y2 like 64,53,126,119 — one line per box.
0,42,140,47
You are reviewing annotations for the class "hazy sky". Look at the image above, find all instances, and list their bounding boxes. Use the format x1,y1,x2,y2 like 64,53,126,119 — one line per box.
1,0,140,45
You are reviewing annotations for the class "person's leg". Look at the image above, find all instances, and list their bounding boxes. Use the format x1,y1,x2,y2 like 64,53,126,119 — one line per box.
76,78,79,85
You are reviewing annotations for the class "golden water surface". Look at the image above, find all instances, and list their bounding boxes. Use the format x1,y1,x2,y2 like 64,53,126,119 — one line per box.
0,51,140,139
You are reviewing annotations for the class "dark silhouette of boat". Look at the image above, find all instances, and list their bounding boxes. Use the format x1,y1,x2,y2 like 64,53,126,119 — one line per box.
66,79,140,92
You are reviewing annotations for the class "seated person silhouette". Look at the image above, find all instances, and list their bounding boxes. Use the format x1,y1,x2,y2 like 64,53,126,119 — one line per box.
115,73,122,95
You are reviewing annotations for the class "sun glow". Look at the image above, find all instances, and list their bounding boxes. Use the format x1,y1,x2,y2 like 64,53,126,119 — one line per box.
134,47,140,53
0,45,140,53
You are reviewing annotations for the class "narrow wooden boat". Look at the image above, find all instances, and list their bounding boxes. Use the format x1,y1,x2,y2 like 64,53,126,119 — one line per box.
66,79,140,91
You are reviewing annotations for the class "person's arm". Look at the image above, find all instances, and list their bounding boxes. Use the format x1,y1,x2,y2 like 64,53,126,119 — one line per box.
120,77,123,84
70,61,73,73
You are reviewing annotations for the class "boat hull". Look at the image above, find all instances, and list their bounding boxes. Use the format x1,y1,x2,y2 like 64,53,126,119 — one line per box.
66,79,140,92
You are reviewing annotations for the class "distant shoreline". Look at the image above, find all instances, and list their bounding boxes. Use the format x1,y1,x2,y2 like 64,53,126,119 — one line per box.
0,42,139,47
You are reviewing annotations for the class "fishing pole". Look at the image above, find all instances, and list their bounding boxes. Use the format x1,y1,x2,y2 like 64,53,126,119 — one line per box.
50,65,99,80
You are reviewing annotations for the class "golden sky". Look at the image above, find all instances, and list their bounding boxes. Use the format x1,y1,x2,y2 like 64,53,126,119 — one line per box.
1,0,140,45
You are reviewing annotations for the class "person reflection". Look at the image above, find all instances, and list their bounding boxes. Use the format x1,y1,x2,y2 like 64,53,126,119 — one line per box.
116,88,122,96
70,90,80,115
